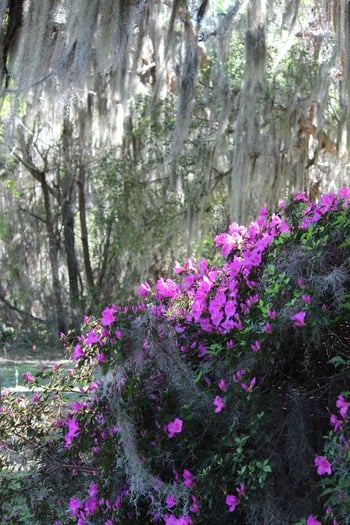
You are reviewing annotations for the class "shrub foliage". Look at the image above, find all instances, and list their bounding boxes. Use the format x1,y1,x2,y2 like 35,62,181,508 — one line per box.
1,189,350,524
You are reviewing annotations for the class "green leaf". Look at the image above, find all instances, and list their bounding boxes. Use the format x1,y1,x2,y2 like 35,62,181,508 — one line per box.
328,355,348,368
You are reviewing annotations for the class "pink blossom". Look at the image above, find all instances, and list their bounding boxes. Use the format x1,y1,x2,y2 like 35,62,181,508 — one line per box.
69,497,83,516
210,306,223,327
294,191,308,202
338,187,350,200
167,418,183,438
225,494,239,512
155,278,180,300
84,497,98,515
224,299,237,318
72,344,84,359
330,414,343,432
174,261,185,273
86,330,100,345
233,369,245,382
24,371,34,383
101,307,115,326
315,455,332,475
290,311,306,327
139,282,151,298
236,484,245,495
241,377,256,393
166,494,177,509
259,206,269,217
221,318,235,332
65,418,80,446
263,322,272,333
301,294,312,304
336,395,350,419
320,192,337,211
251,340,261,352
89,483,98,498
165,516,192,525
190,495,199,513
183,469,194,488
71,401,84,411
306,516,321,525
88,381,100,391
218,378,226,392
213,395,225,413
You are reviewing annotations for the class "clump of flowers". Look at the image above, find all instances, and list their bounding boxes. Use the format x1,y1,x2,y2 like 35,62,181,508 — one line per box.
1,188,350,524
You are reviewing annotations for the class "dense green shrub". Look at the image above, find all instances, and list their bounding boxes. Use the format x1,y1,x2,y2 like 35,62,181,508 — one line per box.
1,189,350,524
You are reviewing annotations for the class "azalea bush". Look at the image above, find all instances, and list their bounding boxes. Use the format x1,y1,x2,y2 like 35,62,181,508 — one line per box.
1,188,350,524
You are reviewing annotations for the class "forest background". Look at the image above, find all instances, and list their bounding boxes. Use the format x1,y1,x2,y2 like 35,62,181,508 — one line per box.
0,0,349,339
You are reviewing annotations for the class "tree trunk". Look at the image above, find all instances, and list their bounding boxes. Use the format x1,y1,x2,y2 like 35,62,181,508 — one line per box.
40,175,66,335
77,155,94,291
62,117,80,328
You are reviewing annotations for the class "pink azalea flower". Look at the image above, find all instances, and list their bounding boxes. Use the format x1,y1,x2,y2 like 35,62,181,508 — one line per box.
65,418,80,446
330,413,343,432
89,483,98,498
267,309,277,319
101,307,115,326
225,494,239,512
167,418,183,438
233,369,245,383
290,311,306,327
218,378,226,392
338,187,350,200
155,278,180,300
225,300,237,318
213,395,225,413
315,455,332,475
336,395,350,419
210,307,223,327
241,377,256,393
263,322,272,333
166,494,177,509
138,282,151,298
320,192,337,211
165,516,192,525
301,294,312,304
190,495,199,513
71,401,84,411
86,330,100,345
307,516,321,525
69,497,83,516
24,371,34,383
251,340,261,352
72,343,84,359
84,497,98,515
183,469,194,488
236,484,245,495
294,191,308,202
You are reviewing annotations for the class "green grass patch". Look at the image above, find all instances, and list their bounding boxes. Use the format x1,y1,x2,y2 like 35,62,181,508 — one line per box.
0,362,39,389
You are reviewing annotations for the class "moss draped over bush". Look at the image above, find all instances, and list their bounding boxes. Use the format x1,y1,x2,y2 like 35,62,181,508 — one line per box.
1,189,350,524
